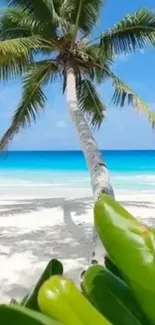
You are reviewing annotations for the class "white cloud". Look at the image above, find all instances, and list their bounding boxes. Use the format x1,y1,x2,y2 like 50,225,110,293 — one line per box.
56,120,68,128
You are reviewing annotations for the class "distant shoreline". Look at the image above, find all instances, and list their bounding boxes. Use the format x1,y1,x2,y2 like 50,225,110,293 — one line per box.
1,149,155,152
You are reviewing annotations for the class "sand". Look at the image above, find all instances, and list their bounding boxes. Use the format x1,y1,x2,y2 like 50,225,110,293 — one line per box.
0,192,155,303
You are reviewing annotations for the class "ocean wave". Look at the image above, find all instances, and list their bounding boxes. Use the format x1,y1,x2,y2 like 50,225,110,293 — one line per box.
1,171,155,193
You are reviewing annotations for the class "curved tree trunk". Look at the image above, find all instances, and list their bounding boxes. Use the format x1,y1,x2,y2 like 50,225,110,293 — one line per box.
66,67,114,264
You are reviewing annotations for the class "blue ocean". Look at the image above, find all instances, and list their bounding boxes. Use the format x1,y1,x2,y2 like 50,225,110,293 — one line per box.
0,150,155,195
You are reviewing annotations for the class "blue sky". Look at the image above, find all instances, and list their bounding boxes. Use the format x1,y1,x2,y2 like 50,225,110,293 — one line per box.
0,0,155,150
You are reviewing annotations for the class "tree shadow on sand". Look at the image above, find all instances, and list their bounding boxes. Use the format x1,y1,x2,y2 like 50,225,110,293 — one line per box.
1,196,155,301
0,197,93,301
119,200,155,227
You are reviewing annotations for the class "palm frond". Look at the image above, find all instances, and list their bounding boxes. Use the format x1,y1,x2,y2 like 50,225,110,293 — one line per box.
109,71,155,127
100,8,155,56
77,78,106,128
7,0,66,33
0,8,43,39
93,63,111,84
0,54,28,81
0,36,44,80
0,35,45,55
8,0,59,18
0,61,59,150
85,44,113,83
60,0,103,34
0,15,31,39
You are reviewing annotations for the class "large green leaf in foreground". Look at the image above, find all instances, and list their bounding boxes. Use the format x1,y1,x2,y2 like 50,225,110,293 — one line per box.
23,259,63,311
0,304,61,325
38,275,112,325
82,264,147,325
94,194,155,324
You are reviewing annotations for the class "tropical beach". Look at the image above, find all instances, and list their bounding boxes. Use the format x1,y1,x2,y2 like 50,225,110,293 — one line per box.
1,0,155,323
1,150,155,303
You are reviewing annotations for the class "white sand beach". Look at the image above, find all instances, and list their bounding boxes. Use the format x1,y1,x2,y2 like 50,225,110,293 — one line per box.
0,189,155,303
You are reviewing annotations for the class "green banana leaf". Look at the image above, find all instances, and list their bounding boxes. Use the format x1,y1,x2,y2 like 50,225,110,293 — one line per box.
94,194,155,324
0,304,61,325
23,259,63,311
38,275,112,325
82,264,147,325
104,255,124,282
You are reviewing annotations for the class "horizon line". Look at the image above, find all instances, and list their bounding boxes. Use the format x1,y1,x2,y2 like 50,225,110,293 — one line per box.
1,149,155,152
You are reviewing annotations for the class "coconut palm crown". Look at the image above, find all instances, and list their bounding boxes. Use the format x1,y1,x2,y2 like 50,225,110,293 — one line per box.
0,0,155,148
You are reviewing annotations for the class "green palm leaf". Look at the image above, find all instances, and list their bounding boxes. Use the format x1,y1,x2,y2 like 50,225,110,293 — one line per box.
84,44,113,83
0,8,43,39
0,13,65,54
77,78,106,128
0,61,59,150
0,36,44,80
0,13,31,39
7,0,65,32
110,71,155,127
100,8,155,55
1,2,155,150
7,0,59,19
93,63,111,84
0,36,41,55
60,0,104,34
0,54,28,81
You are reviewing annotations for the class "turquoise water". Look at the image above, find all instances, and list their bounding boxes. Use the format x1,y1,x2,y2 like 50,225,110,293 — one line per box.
0,150,155,172
0,150,155,193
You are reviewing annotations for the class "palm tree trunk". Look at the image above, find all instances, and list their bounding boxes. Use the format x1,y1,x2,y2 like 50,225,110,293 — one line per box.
66,67,114,264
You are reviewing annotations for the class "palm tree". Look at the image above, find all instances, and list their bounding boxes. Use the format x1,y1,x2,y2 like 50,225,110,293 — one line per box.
0,0,155,263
